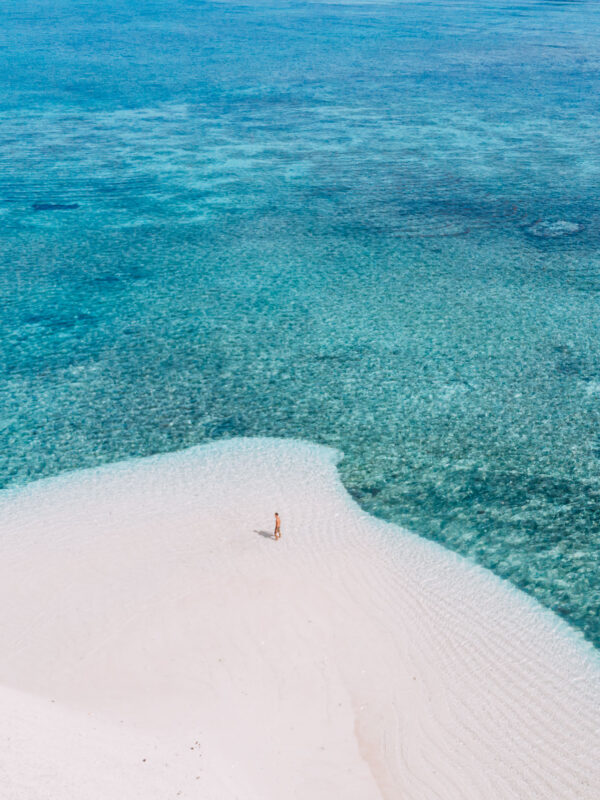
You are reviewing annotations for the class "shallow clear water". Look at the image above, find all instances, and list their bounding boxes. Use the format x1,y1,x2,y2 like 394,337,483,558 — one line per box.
2,0,600,644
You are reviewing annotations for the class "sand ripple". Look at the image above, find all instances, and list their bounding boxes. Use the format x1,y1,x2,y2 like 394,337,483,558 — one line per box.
1,438,599,799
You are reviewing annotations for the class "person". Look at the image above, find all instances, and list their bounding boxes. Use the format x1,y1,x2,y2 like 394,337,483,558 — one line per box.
274,512,281,540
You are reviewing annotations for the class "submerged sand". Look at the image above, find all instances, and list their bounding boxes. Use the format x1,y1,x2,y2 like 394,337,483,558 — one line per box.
1,438,599,799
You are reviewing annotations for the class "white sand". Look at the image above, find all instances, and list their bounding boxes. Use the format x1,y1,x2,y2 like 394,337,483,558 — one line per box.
1,438,599,799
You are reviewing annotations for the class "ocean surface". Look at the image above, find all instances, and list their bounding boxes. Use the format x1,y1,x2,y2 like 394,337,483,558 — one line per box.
2,0,600,645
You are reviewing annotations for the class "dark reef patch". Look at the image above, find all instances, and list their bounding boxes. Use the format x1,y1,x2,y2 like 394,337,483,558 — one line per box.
32,202,79,211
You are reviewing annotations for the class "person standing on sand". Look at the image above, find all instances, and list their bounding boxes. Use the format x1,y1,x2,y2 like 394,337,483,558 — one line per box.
274,512,281,540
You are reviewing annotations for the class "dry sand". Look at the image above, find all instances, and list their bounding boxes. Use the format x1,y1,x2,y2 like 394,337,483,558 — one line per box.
1,438,599,799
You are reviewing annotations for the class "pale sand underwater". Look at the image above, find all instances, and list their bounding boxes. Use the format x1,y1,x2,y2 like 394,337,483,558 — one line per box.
1,438,599,799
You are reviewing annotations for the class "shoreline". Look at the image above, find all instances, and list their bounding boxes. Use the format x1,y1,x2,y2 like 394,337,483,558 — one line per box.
1,437,599,798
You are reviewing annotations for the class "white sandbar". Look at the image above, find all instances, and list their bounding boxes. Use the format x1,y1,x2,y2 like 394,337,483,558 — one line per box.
1,438,599,799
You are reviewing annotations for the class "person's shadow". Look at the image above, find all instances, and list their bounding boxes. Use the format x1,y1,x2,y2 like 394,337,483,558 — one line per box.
255,529,276,540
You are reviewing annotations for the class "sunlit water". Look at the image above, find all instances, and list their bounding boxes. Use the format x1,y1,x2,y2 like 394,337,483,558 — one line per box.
2,0,600,644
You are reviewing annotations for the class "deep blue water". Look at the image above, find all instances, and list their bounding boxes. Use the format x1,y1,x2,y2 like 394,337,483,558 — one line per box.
2,0,600,644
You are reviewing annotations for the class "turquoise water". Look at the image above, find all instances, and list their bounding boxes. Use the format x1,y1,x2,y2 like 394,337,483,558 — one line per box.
2,0,600,644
